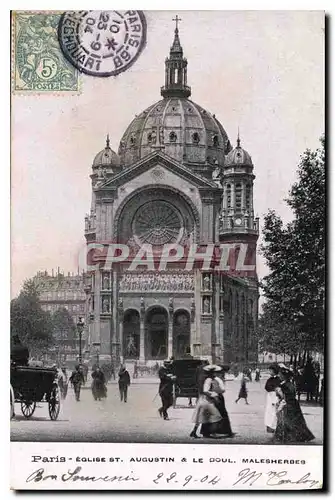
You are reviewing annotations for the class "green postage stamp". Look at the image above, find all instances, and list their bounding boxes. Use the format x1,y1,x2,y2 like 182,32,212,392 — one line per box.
12,12,80,93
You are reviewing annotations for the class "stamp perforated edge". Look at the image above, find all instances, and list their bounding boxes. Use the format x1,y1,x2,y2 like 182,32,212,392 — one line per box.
11,10,82,96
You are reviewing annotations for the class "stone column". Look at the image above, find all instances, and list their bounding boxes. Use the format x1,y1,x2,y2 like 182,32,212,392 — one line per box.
139,318,145,362
139,298,145,363
168,298,174,359
119,320,124,364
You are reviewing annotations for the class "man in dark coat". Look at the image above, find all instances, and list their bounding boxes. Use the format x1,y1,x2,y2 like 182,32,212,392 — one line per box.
69,365,85,402
158,360,176,420
118,365,131,402
11,335,29,366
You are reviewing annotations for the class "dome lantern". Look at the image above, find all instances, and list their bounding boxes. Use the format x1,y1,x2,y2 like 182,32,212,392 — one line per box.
92,134,121,174
161,15,191,99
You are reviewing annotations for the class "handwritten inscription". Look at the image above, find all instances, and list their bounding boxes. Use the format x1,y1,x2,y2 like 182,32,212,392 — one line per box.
233,469,320,489
26,467,139,484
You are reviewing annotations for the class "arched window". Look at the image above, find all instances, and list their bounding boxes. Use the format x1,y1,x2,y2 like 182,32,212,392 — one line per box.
192,132,200,144
226,184,231,208
235,183,242,209
130,135,136,146
213,134,219,147
147,133,152,143
169,131,177,143
246,183,251,210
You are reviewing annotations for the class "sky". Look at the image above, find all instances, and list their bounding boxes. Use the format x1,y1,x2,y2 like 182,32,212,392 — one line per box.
11,10,325,298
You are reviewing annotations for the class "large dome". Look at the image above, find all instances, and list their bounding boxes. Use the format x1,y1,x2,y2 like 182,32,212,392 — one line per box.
118,98,232,171
117,22,231,174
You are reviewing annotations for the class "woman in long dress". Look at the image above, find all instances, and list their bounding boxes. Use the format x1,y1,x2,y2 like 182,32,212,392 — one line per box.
264,363,281,433
91,366,107,401
190,365,235,438
274,364,315,443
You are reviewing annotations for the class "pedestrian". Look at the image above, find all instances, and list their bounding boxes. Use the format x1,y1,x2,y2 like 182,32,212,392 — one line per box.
69,364,85,402
255,367,261,382
158,360,176,420
118,365,131,402
264,363,281,433
303,357,318,402
190,365,235,438
133,361,138,379
58,366,68,400
91,366,107,401
235,375,249,404
274,363,315,443
247,367,252,382
111,363,116,381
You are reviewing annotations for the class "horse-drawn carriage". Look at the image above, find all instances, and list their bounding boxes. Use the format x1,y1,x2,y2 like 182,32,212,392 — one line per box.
170,359,205,408
10,365,61,421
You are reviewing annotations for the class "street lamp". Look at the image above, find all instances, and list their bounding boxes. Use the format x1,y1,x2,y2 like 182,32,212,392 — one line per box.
77,317,85,364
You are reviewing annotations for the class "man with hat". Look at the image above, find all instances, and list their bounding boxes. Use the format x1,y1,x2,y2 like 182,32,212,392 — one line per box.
158,360,176,420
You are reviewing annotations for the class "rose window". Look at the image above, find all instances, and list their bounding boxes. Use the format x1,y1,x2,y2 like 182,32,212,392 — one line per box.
132,201,183,245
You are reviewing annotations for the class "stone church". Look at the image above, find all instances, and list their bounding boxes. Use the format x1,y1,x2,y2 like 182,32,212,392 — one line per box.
84,22,259,366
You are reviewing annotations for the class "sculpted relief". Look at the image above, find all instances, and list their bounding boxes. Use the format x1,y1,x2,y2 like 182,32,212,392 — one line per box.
119,273,194,292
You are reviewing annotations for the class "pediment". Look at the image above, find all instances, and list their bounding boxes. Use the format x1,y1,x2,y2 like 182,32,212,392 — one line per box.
96,151,220,191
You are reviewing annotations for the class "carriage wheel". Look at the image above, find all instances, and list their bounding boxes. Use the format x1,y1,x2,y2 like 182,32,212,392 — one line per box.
21,400,36,418
48,386,60,421
10,386,15,420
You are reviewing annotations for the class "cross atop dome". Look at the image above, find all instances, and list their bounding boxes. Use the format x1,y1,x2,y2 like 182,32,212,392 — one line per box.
161,14,191,99
237,127,241,148
173,14,182,31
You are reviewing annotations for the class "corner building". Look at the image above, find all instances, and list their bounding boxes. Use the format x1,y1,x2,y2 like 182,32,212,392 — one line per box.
84,24,259,366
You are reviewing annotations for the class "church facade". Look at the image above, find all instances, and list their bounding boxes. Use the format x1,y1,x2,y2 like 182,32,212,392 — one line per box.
84,22,259,366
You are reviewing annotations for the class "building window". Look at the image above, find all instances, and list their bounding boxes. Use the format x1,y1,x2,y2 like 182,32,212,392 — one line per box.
246,183,251,210
169,131,177,143
192,132,200,144
226,184,231,208
235,183,242,209
213,134,219,147
130,135,136,146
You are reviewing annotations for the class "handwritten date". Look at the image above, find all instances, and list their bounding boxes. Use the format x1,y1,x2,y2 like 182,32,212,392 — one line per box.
153,471,220,487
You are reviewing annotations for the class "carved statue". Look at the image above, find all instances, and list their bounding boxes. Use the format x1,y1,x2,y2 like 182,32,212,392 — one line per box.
203,274,211,291
126,334,137,357
203,297,211,314
103,274,110,289
102,297,110,313
140,297,145,312
118,297,123,311
169,297,174,313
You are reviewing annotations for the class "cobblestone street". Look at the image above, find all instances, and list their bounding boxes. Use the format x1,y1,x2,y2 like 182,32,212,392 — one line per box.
11,376,323,445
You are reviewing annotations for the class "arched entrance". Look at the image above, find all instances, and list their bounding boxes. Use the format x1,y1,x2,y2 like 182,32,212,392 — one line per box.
123,309,140,359
145,307,168,359
173,310,191,359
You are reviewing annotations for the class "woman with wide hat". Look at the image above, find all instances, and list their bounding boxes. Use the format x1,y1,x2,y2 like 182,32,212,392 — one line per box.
264,363,281,433
274,363,314,443
190,364,235,438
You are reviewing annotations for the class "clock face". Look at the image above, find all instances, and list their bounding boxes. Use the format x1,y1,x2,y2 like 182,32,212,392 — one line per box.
235,218,242,226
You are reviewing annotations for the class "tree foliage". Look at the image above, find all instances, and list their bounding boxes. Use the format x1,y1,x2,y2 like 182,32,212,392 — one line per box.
11,279,54,357
52,308,77,348
260,136,325,355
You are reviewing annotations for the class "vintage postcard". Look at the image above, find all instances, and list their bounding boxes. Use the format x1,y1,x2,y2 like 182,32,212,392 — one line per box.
10,10,325,490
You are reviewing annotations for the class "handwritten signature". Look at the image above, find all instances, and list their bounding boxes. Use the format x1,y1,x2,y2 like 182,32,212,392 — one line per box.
26,466,139,483
233,468,320,488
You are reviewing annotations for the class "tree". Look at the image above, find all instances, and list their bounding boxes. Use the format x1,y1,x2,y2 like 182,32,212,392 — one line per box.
11,279,54,357
52,308,77,349
260,137,325,356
